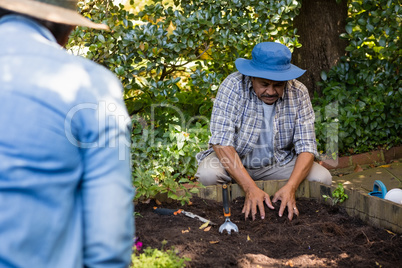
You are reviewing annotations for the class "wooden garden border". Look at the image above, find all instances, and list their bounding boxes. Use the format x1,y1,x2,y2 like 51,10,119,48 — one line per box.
192,180,402,234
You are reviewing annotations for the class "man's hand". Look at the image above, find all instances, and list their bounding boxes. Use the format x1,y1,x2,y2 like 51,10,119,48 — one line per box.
213,145,276,221
242,185,275,220
271,152,315,221
272,184,298,221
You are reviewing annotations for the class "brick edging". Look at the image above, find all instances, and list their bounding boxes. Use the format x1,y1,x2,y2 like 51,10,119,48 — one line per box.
319,145,402,170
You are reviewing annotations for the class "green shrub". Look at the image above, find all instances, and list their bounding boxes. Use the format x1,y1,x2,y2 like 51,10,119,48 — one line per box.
131,120,209,203
131,246,190,268
125,0,301,116
313,0,401,156
68,0,301,116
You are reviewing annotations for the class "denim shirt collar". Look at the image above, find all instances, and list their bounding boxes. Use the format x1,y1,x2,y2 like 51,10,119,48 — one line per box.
0,14,58,44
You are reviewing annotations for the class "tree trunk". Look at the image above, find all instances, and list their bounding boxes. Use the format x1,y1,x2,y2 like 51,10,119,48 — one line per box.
292,0,348,97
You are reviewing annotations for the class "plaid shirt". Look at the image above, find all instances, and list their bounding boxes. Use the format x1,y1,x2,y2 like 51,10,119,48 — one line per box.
196,71,318,166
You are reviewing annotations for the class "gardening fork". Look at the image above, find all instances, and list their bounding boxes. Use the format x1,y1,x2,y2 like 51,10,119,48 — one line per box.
219,183,239,234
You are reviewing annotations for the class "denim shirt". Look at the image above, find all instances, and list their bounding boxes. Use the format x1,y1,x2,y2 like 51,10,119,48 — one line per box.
0,15,134,268
197,71,318,166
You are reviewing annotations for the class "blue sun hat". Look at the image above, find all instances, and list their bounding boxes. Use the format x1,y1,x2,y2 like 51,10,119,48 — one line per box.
235,42,306,81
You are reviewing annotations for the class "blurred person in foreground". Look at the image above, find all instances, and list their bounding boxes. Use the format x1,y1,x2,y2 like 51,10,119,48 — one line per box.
0,0,134,267
196,42,332,222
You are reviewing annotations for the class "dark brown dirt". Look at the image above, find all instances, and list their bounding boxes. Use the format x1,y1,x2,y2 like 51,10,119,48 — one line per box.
135,196,402,267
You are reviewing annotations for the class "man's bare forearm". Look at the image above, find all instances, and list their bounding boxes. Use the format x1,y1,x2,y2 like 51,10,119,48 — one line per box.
212,145,257,192
286,152,314,191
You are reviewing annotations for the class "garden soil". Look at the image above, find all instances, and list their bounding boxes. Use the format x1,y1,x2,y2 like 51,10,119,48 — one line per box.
135,196,402,267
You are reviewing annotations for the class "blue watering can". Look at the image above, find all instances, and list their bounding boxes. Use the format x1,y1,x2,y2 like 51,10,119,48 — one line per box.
368,180,387,199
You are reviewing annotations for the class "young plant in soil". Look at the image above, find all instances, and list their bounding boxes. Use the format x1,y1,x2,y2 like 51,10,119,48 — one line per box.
323,183,349,206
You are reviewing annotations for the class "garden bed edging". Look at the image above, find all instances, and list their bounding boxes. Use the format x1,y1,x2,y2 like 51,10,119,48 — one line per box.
189,180,402,234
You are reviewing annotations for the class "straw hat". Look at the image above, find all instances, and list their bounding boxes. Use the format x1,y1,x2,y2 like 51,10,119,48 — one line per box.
0,0,108,30
235,42,305,81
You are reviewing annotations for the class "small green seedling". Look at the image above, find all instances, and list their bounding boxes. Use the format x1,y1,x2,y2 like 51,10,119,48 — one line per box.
134,212,143,217
323,183,349,206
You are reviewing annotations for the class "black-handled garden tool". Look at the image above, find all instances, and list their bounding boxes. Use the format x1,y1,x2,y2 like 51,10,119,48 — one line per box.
219,183,239,234
153,207,217,226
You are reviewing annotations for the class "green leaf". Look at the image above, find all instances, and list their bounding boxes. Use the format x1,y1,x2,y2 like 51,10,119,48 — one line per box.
320,71,327,81
345,24,353,34
189,187,199,194
379,36,386,47
345,46,354,52
366,24,374,32
97,34,105,43
357,18,366,26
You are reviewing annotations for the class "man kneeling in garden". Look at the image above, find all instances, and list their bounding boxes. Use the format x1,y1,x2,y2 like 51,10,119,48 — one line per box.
195,42,332,221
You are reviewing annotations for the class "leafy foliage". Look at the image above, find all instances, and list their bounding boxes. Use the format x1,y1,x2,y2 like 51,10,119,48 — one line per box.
128,0,301,119
68,0,301,117
131,120,209,204
314,0,401,156
323,183,349,206
131,240,190,268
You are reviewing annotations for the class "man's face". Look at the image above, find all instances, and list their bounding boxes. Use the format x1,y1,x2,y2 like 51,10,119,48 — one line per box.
251,77,286,105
